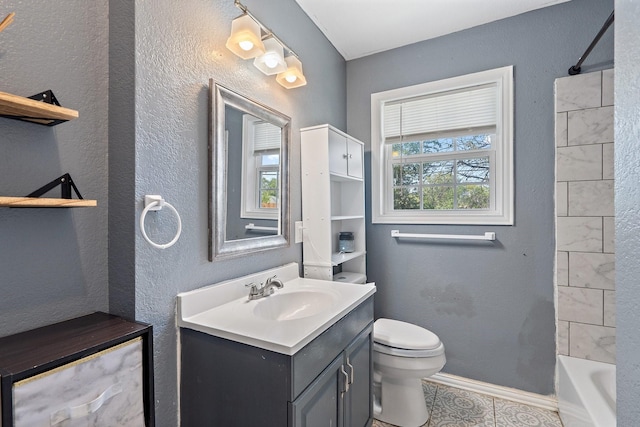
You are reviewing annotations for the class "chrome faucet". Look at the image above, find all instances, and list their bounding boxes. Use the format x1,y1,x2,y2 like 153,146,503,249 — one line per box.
245,275,284,300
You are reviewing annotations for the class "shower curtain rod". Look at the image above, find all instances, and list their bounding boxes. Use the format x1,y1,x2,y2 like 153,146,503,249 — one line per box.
568,11,614,75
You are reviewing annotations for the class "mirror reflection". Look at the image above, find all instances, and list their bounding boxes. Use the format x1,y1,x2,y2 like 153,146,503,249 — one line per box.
209,81,290,260
225,106,281,240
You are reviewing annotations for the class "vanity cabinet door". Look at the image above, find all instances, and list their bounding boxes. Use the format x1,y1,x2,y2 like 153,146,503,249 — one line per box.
329,129,349,177
343,328,373,427
346,138,363,179
290,355,345,427
328,129,364,180
12,338,145,427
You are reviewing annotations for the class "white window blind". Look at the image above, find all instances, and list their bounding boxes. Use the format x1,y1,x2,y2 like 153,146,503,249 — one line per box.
253,121,281,153
383,84,497,144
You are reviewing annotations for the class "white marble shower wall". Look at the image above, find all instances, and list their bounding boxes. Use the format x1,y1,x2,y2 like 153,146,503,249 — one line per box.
555,69,615,364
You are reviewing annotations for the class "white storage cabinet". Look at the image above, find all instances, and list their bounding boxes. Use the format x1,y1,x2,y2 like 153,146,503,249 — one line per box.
301,124,366,282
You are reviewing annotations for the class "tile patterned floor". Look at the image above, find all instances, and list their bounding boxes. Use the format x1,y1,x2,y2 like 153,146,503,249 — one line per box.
373,381,564,427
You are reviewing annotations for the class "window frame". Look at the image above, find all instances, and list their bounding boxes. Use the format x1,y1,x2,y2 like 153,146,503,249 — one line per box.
371,66,514,225
241,115,280,220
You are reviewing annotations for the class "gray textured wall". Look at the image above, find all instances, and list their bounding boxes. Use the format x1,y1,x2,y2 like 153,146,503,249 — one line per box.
109,0,346,424
614,0,640,423
346,0,614,395
0,2,109,334
6,0,636,423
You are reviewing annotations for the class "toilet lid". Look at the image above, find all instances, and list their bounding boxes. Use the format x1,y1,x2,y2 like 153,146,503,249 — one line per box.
374,318,441,350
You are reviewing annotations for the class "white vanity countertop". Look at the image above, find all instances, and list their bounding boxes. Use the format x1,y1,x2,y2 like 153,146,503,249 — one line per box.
177,263,375,355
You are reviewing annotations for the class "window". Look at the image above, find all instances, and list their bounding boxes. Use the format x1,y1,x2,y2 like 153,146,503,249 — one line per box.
371,66,513,225
241,115,281,219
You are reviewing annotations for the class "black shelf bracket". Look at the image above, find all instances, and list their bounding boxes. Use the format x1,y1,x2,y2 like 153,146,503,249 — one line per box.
0,90,71,126
27,90,62,107
26,173,85,200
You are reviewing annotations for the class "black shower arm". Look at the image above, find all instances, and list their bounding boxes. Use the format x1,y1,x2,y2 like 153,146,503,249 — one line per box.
569,11,614,75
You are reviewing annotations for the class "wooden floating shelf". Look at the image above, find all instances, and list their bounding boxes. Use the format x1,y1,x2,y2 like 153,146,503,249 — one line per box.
0,91,79,126
0,196,96,208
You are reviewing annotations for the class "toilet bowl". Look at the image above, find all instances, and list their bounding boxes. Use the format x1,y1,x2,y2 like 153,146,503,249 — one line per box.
373,318,446,427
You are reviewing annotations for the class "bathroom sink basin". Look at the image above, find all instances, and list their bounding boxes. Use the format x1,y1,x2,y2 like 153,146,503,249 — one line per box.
253,290,336,321
177,262,376,355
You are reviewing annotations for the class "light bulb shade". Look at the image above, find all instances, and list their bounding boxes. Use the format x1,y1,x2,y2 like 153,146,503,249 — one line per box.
253,38,287,75
226,14,265,59
276,56,307,89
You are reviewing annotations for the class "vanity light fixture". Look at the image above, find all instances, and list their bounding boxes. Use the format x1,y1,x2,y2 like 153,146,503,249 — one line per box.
276,56,307,89
254,37,287,75
225,13,265,59
227,0,307,88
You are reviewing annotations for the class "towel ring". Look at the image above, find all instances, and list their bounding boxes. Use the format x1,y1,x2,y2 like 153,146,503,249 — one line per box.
140,195,182,249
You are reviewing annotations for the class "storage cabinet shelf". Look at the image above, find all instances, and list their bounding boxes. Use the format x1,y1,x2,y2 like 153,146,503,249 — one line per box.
331,215,364,221
331,251,366,266
0,196,97,208
329,173,363,183
0,91,78,126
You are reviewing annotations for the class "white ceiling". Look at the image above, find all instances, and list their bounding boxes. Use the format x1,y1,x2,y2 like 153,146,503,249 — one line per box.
294,0,572,60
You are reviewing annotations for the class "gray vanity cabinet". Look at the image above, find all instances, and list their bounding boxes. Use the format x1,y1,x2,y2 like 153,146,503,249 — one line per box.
290,326,372,427
180,297,373,427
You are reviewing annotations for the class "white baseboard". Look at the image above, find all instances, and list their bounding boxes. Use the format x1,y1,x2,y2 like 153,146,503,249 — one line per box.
427,373,558,412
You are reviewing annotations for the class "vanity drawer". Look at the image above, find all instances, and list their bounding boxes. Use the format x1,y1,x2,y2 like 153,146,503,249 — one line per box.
12,338,145,427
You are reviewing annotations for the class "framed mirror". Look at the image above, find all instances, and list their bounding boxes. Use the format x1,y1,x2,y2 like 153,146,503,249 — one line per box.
209,80,290,260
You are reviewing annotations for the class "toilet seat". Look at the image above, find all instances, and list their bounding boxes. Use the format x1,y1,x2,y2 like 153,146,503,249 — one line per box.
373,318,444,358
374,341,445,358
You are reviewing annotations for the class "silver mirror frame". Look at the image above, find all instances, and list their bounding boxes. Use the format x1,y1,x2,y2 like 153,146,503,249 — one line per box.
209,80,290,261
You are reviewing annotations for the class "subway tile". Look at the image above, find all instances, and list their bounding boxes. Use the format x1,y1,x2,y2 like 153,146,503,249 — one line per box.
557,145,602,182
556,112,568,147
604,290,616,327
569,252,615,290
568,180,614,217
569,323,616,364
602,143,614,180
557,251,569,286
557,320,569,356
558,286,603,324
556,182,568,216
556,72,602,112
604,217,615,253
557,217,603,252
602,69,614,107
567,107,614,146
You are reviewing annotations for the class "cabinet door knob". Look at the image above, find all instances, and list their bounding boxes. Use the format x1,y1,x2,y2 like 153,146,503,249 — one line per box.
342,153,348,159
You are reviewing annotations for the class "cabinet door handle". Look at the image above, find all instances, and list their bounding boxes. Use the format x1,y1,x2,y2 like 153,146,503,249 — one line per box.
50,383,123,425
342,153,348,159
340,365,350,394
346,357,354,385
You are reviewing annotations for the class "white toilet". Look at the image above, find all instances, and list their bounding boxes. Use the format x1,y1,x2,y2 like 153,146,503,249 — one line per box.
372,318,446,427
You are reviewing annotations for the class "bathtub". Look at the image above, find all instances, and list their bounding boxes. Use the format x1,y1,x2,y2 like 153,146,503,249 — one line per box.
557,355,616,427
